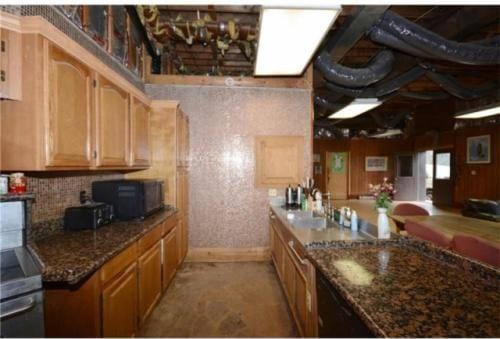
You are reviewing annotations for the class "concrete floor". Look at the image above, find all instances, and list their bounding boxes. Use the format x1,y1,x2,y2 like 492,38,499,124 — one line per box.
139,262,297,338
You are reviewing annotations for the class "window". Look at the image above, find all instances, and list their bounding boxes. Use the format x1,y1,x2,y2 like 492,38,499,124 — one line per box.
435,153,451,179
397,155,413,177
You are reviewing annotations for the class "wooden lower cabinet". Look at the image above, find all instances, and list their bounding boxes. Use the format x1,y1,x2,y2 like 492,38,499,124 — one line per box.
163,227,178,291
44,216,182,338
102,262,138,338
138,241,162,325
270,212,316,337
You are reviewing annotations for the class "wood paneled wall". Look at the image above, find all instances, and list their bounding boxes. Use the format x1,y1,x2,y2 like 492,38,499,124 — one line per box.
314,124,499,204
454,124,500,205
313,138,414,197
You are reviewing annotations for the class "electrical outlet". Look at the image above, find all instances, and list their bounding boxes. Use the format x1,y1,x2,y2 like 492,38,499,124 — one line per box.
268,188,277,197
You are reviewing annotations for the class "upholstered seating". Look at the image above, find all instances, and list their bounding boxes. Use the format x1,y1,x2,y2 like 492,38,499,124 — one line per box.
451,234,500,268
405,219,453,248
392,203,430,233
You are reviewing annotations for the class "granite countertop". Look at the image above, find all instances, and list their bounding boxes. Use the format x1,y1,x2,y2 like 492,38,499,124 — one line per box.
307,238,500,338
0,192,36,202
270,203,385,246
29,208,177,285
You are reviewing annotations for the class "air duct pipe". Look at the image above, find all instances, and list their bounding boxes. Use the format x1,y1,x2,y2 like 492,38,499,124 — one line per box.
369,11,500,65
325,66,426,98
314,50,395,87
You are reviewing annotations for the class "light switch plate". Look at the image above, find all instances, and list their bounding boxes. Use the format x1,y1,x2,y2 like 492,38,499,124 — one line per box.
268,188,277,196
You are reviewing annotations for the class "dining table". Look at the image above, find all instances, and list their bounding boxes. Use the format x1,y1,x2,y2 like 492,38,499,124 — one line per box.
388,214,500,245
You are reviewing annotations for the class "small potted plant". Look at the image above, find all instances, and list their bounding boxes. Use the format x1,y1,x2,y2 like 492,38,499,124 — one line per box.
369,178,396,239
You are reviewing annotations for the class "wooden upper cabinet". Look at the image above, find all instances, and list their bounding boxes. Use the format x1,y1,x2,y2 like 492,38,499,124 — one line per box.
0,28,22,100
95,75,129,167
255,136,305,188
130,97,151,167
46,45,92,167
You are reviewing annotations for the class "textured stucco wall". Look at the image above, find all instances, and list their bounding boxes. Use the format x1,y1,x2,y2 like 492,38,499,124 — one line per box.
147,84,312,248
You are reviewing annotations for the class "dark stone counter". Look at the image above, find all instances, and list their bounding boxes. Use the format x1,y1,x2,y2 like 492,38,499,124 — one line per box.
307,237,500,337
29,208,177,285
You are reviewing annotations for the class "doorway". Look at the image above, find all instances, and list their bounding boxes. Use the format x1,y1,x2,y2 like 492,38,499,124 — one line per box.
425,150,434,202
432,149,455,206
394,153,426,201
326,152,349,200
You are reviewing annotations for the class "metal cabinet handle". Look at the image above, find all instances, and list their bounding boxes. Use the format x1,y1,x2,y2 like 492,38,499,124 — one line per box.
288,240,307,266
0,297,36,320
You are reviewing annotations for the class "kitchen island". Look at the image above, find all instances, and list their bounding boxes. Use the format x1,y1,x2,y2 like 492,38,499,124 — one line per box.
269,201,500,338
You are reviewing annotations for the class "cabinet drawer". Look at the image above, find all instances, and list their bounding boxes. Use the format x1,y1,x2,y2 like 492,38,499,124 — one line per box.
100,242,137,285
139,223,163,254
162,215,177,236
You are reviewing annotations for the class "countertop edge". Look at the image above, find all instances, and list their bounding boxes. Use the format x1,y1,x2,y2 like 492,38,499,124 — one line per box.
30,208,178,286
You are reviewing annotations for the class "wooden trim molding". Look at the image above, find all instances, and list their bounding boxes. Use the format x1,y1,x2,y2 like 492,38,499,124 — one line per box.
0,10,149,104
185,247,271,262
146,65,314,90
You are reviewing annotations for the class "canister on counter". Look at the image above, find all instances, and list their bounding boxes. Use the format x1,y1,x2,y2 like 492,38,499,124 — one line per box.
9,172,27,193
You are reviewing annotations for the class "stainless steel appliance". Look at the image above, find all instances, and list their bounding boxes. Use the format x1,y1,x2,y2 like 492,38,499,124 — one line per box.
92,179,165,220
0,200,44,338
63,202,114,230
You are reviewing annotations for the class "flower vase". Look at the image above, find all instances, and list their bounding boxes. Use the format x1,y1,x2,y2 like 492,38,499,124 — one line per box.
377,207,391,239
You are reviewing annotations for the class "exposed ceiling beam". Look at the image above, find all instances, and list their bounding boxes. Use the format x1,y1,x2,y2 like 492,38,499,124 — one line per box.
324,5,390,62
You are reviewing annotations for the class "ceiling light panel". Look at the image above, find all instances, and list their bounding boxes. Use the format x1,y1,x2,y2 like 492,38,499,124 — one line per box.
328,99,382,119
254,7,340,76
455,105,500,119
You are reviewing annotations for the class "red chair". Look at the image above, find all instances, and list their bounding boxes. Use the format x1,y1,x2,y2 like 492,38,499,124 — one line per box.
405,220,453,248
392,203,430,233
451,234,500,268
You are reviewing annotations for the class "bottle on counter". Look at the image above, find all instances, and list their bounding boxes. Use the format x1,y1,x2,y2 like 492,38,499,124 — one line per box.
351,210,358,231
339,208,345,225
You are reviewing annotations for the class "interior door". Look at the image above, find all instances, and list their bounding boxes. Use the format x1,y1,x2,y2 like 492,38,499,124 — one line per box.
432,149,454,206
394,153,426,201
326,152,349,200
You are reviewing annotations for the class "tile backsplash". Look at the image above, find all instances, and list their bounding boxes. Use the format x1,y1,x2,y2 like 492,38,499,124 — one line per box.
26,173,123,240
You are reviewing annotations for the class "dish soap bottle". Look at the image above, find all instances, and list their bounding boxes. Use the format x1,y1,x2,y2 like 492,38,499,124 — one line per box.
351,210,358,231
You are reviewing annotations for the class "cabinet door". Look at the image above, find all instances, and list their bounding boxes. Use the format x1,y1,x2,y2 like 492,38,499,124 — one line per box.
102,262,138,338
46,45,92,167
0,29,22,100
131,97,150,167
255,136,304,188
138,241,162,324
294,264,308,334
96,76,129,167
272,224,284,278
283,250,296,305
162,227,177,291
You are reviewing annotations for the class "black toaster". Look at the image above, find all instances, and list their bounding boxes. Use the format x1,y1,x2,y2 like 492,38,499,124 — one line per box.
63,202,114,230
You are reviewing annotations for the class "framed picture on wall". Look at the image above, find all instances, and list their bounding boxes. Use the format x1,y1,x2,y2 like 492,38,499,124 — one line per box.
467,135,491,164
365,156,388,171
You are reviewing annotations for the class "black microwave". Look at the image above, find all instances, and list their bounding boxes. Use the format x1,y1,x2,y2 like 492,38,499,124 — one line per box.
92,179,164,220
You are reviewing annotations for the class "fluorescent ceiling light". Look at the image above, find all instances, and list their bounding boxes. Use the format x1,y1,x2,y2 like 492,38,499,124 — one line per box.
371,129,403,138
328,98,382,119
254,7,340,76
455,104,500,119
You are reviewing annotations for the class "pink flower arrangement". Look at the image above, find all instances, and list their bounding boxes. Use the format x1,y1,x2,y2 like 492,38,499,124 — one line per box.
369,177,396,209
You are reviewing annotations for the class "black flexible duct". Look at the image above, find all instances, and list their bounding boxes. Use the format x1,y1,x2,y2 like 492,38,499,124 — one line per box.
314,96,344,111
425,72,500,100
371,11,500,65
369,111,407,128
325,66,426,98
314,50,395,87
369,26,431,59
